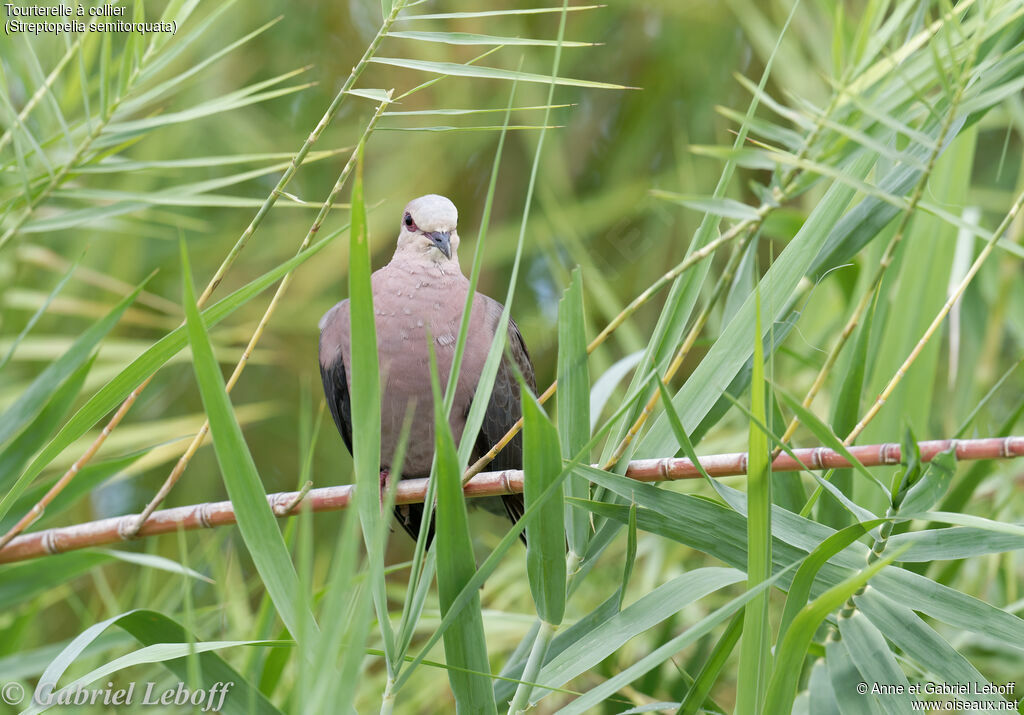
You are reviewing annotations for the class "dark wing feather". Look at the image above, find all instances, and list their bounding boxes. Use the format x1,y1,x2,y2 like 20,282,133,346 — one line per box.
473,306,536,541
319,352,353,455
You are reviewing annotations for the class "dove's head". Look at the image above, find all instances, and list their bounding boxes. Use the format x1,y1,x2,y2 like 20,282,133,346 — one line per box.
395,194,460,263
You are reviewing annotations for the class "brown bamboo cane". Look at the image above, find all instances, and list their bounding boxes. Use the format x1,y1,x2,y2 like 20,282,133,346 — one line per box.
0,436,1020,566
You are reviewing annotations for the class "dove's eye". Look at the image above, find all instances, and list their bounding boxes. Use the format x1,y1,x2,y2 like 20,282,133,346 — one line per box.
404,213,415,229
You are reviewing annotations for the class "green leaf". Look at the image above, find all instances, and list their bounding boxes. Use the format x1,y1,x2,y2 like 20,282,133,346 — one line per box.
368,57,632,90
385,30,594,46
556,268,590,555
522,389,567,625
823,639,878,715
534,567,745,703
578,465,1024,656
651,191,763,221
737,294,772,715
27,609,280,715
0,253,80,371
777,520,886,646
898,445,956,515
856,590,1013,709
555,567,793,715
180,240,317,646
677,612,743,715
0,278,147,449
0,552,112,611
344,88,394,103
344,143,396,674
92,549,212,583
637,152,875,459
588,351,643,431
762,548,904,714
0,356,93,492
432,351,497,715
807,660,841,715
886,526,1024,562
104,67,312,137
838,613,912,715
383,104,571,116
396,6,602,20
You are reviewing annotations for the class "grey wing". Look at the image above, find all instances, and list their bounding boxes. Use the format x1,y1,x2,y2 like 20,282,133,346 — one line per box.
319,302,353,454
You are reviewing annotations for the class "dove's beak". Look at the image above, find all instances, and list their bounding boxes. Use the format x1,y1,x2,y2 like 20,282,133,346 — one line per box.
428,231,452,259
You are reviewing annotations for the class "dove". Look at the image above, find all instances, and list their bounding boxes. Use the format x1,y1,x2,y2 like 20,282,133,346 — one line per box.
319,194,535,543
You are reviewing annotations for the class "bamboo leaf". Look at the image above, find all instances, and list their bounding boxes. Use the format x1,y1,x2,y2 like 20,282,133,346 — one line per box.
651,191,764,221
777,519,886,645
736,294,771,715
396,6,601,20
368,57,633,90
838,612,912,715
0,278,147,450
180,240,317,646
0,356,93,492
534,567,745,702
432,349,497,714
26,609,280,715
557,268,590,555
344,144,396,671
385,30,595,46
522,389,567,625
762,549,904,714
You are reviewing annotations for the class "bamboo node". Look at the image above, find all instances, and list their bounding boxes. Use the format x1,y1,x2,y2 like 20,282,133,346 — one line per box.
117,517,141,542
41,530,59,555
880,443,901,464
198,503,215,529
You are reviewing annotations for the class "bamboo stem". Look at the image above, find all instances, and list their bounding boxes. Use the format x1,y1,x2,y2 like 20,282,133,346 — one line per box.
1,436,1020,566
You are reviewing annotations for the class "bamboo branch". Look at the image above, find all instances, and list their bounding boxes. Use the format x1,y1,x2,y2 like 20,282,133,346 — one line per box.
1,436,1020,566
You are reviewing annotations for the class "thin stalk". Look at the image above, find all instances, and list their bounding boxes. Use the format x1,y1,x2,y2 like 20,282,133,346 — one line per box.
508,620,556,713
844,187,1024,444
196,0,405,305
0,32,86,155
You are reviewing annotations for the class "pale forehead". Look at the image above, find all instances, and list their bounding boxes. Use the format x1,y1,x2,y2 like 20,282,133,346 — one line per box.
404,194,458,229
